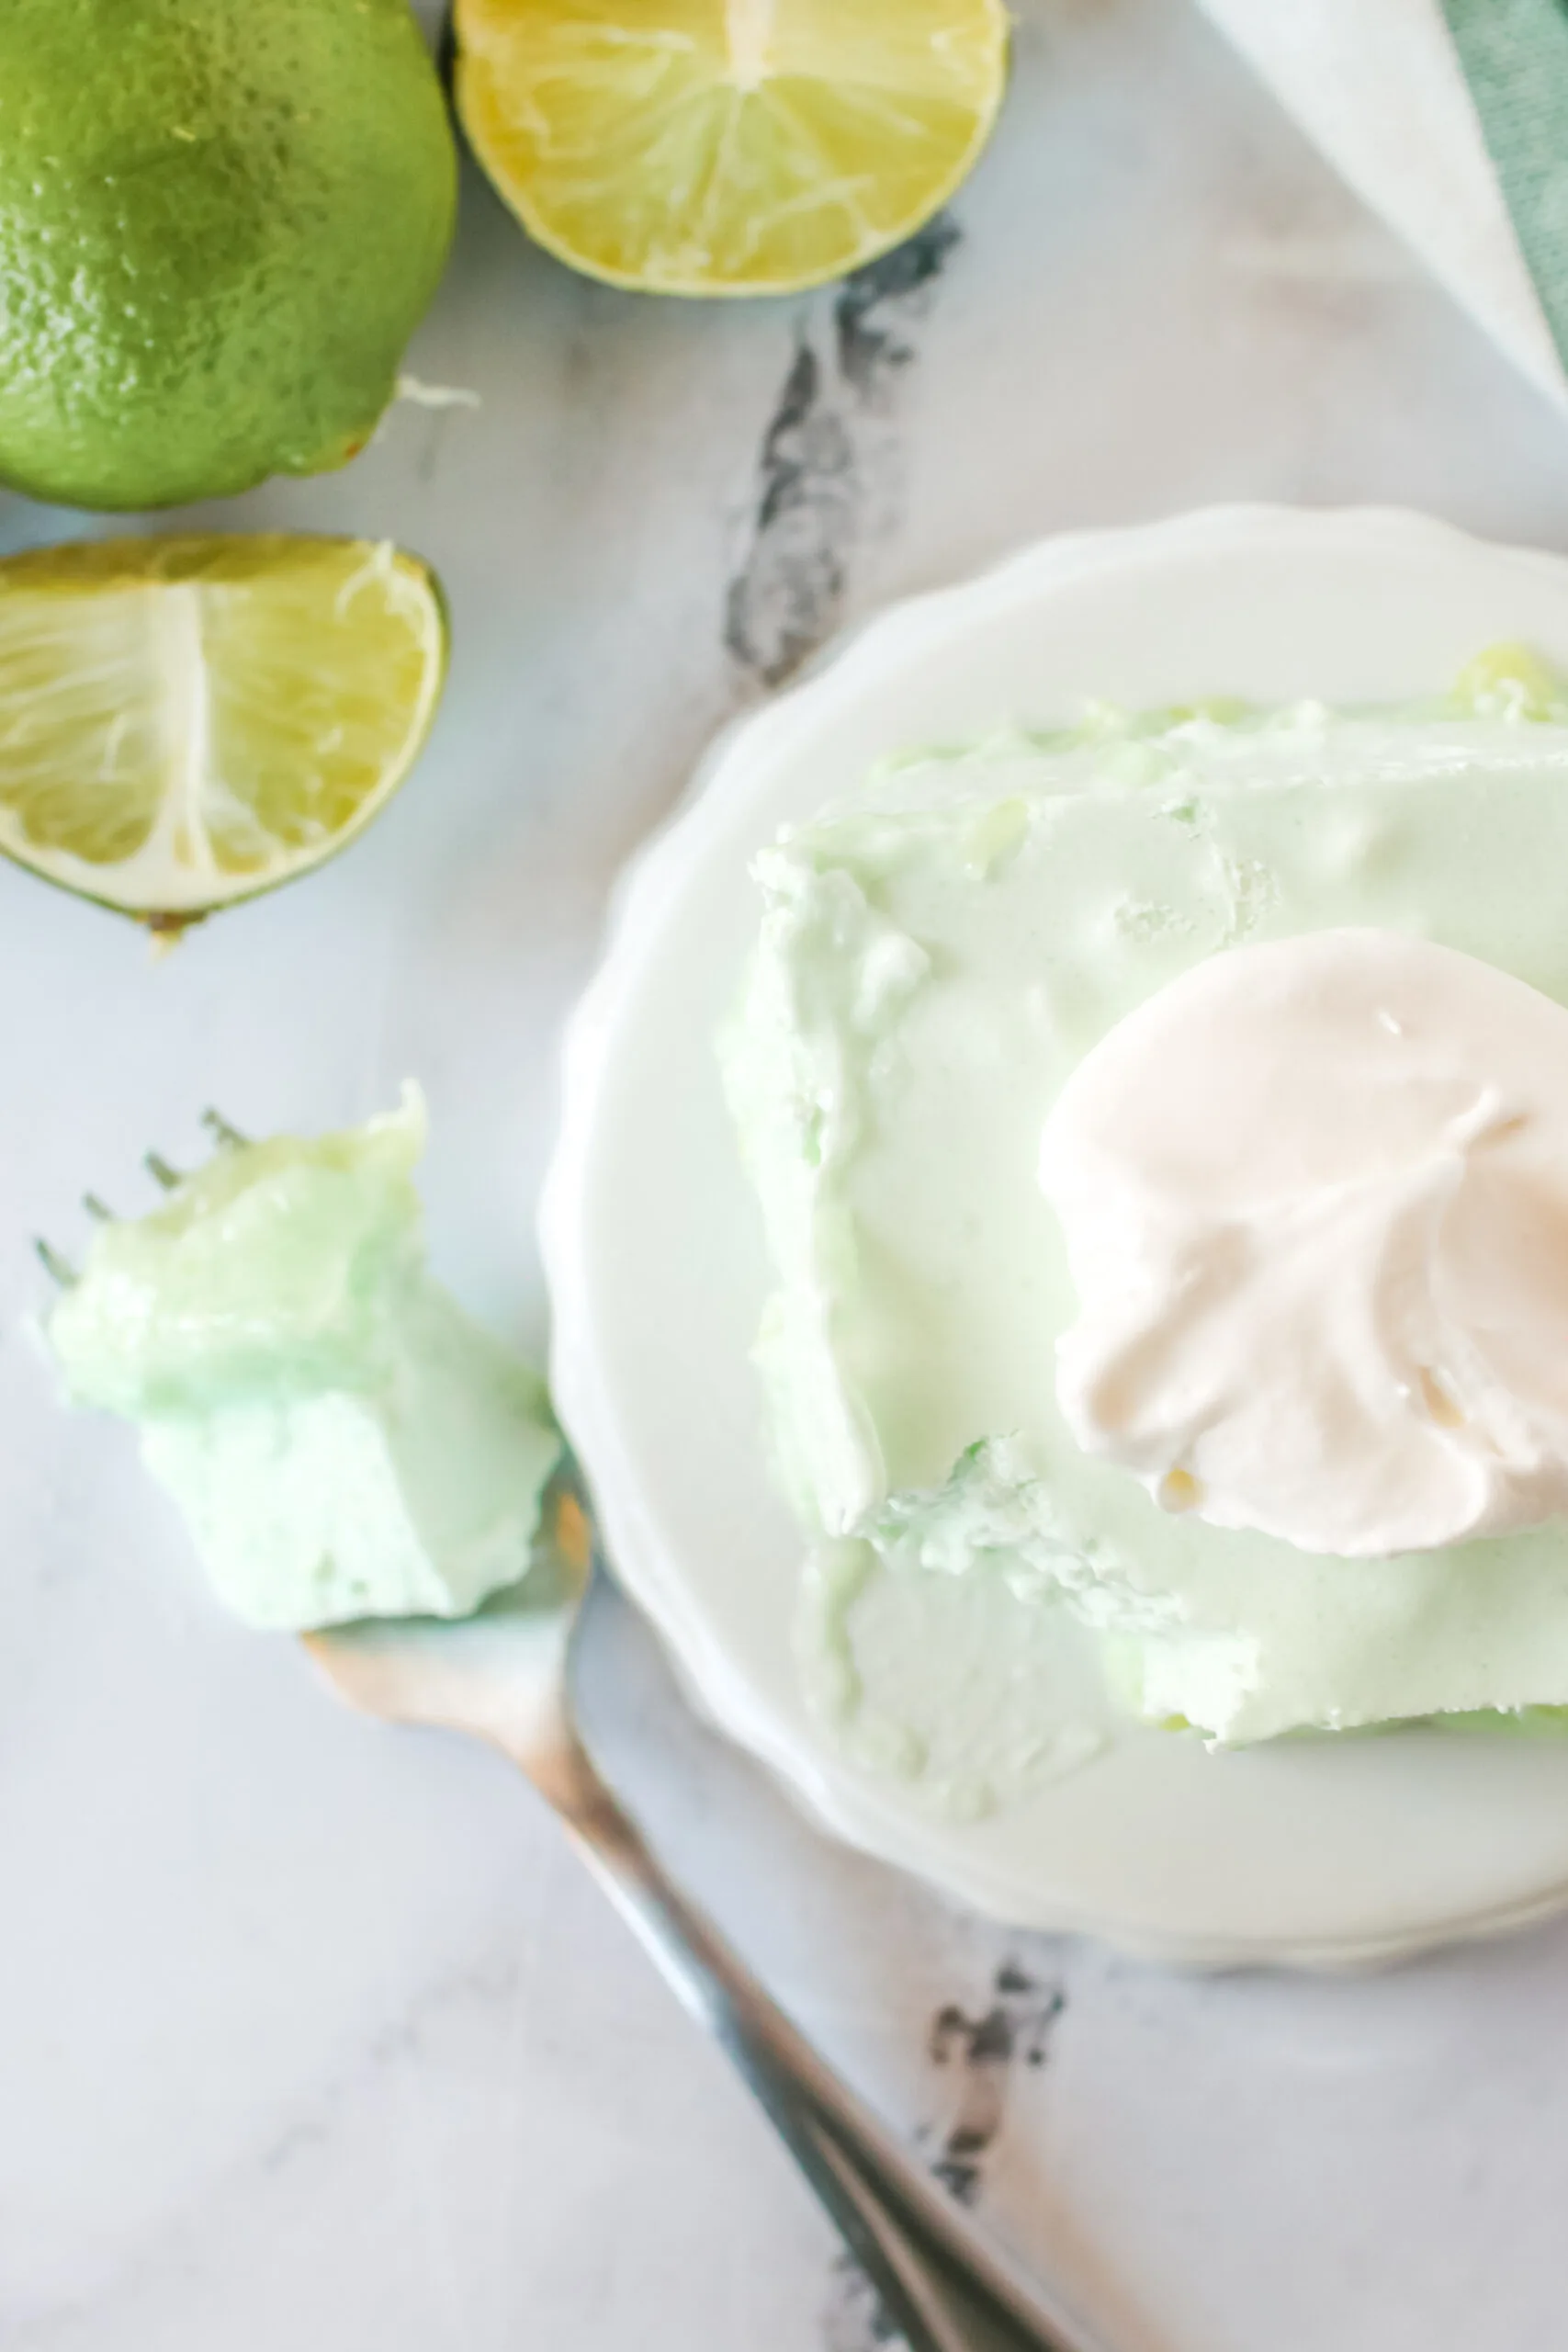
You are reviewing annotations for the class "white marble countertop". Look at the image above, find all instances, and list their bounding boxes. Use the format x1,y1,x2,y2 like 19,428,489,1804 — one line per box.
7,4,1568,2346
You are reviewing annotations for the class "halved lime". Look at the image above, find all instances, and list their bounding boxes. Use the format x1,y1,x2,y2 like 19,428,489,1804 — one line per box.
454,0,1010,298
0,536,447,928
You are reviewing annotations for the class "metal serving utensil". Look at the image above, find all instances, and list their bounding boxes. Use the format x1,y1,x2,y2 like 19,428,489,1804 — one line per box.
40,1130,1114,2352
308,1496,1109,2352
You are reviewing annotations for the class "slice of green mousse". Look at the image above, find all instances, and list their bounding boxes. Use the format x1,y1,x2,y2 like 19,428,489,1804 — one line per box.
724,651,1568,1749
48,1087,560,1630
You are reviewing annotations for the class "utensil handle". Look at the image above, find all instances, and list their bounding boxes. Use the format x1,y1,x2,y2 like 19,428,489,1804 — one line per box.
553,1747,1111,2352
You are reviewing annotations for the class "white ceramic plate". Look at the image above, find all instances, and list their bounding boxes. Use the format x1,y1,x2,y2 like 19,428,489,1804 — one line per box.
542,505,1568,1968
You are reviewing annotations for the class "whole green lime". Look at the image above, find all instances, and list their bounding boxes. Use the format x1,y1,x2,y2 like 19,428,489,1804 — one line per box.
0,0,457,511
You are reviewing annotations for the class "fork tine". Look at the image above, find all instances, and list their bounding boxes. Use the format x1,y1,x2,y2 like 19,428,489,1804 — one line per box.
201,1109,248,1148
144,1152,181,1192
35,1238,76,1287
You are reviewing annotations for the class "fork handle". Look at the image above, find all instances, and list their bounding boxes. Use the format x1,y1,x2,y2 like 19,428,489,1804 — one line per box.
552,1747,1111,2352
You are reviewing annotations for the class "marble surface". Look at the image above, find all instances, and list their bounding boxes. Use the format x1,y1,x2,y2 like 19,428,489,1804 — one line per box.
7,4,1568,2346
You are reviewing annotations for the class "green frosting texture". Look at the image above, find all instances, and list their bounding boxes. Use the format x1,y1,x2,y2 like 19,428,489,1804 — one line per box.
50,1087,560,1629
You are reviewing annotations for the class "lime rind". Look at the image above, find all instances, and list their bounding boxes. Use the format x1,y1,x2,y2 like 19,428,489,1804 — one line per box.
0,0,457,512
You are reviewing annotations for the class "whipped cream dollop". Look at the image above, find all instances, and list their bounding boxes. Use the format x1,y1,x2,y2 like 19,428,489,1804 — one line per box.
1040,928,1568,1558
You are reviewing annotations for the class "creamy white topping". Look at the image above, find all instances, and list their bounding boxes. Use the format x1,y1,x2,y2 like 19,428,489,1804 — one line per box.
1042,929,1568,1557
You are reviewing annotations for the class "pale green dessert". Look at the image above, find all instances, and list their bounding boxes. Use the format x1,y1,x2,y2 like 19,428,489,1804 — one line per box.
723,651,1568,1758
49,1088,560,1630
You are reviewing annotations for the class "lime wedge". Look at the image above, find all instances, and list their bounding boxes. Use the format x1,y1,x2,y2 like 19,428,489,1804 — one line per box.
0,536,446,926
454,0,1010,298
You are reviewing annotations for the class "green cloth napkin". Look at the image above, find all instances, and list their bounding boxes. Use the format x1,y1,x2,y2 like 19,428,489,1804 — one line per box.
1442,0,1568,367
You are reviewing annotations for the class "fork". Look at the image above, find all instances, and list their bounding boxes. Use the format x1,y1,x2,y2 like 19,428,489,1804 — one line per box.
41,1136,1112,2352
309,1490,1109,2352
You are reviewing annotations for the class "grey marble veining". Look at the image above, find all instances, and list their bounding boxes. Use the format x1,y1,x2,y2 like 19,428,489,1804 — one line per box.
6,3,1568,2346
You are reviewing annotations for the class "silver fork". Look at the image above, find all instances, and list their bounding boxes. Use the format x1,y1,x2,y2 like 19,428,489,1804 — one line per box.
310,1487,1109,2352
41,1143,1113,2352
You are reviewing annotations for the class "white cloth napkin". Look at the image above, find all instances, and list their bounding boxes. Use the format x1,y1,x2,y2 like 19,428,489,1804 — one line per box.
1194,0,1565,409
